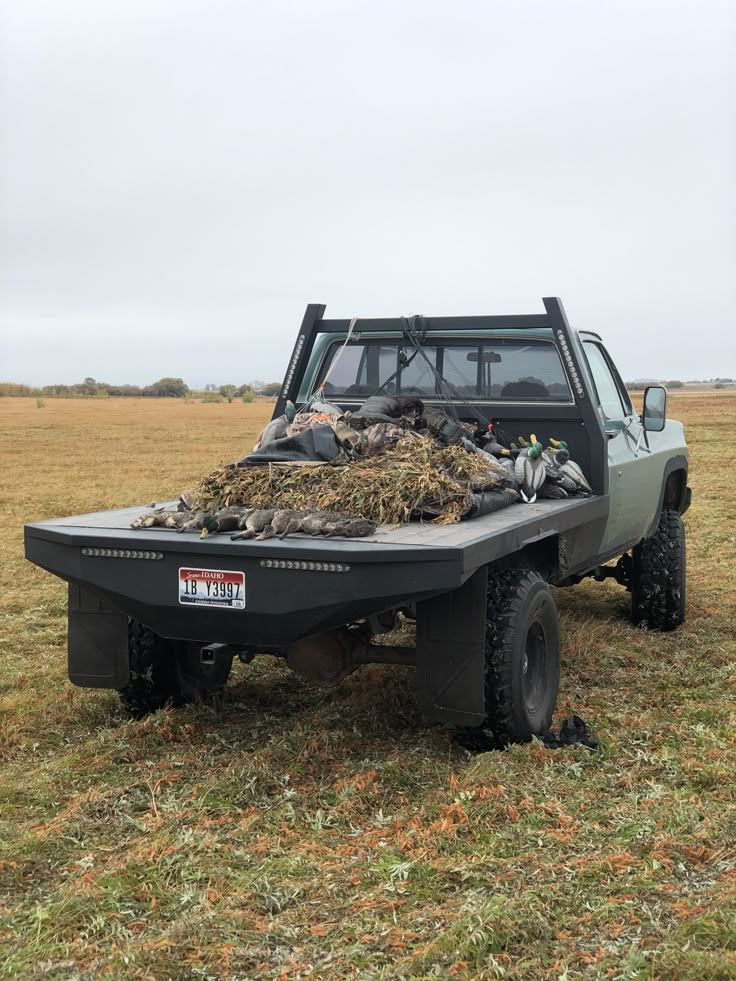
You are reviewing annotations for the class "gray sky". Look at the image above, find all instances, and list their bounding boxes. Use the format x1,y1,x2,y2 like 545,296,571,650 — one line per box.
1,0,735,387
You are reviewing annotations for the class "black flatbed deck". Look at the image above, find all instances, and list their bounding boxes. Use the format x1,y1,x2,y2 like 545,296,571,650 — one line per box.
26,495,608,574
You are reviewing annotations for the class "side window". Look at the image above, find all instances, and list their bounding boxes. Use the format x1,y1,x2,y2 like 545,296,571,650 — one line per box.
583,342,631,421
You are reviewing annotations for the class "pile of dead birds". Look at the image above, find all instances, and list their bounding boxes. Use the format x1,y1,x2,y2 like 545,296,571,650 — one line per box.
132,506,377,541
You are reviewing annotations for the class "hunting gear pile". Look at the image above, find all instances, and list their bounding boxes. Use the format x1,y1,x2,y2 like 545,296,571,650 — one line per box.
131,396,593,539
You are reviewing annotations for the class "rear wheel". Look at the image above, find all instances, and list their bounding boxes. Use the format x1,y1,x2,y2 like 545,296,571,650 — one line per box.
119,620,233,716
465,570,560,749
630,510,686,631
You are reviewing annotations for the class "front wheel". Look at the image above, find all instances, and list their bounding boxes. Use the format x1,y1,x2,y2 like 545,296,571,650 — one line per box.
119,620,233,716
630,510,686,631
467,570,561,748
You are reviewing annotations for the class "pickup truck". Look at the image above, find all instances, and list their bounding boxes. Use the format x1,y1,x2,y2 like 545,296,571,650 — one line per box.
24,298,690,747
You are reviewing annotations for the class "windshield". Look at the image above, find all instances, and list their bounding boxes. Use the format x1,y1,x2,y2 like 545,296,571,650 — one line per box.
316,338,572,402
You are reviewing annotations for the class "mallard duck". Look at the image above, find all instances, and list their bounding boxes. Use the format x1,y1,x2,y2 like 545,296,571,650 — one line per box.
278,509,377,540
230,508,277,540
514,434,546,503
264,509,304,539
549,437,568,450
131,509,203,530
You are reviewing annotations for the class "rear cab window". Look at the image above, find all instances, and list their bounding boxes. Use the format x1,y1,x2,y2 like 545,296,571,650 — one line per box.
315,338,573,402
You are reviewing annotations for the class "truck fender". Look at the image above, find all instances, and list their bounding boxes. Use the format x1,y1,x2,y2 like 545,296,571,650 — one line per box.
646,455,689,539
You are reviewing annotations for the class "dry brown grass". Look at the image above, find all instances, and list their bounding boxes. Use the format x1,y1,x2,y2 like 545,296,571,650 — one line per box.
1,393,735,979
194,434,510,525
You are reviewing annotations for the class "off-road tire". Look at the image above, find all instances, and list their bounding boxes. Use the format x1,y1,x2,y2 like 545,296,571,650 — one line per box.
119,620,233,716
462,570,560,749
630,510,686,631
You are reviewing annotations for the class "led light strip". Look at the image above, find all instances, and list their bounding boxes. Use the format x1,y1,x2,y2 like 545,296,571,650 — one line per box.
556,330,585,398
281,335,305,397
259,559,350,573
82,548,164,560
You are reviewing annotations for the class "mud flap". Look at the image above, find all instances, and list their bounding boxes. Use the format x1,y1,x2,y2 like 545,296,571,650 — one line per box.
416,566,487,727
68,584,130,688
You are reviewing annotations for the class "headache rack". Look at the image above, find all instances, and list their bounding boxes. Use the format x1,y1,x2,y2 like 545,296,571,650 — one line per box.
274,297,608,496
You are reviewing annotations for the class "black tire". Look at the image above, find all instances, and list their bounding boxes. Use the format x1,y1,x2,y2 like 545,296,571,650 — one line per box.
630,510,686,631
119,620,233,716
464,570,560,749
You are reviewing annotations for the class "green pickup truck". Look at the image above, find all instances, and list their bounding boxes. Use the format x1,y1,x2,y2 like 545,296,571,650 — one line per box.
24,298,690,747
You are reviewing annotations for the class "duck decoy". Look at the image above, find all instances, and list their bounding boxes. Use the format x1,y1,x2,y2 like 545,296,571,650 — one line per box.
495,456,518,480
553,448,593,494
538,483,568,499
253,401,297,449
514,434,546,503
545,448,593,494
482,424,514,457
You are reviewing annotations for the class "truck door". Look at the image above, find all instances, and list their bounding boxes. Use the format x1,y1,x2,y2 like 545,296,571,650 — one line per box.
580,339,661,556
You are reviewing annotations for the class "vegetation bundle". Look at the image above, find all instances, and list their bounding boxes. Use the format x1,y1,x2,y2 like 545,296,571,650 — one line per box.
192,434,511,525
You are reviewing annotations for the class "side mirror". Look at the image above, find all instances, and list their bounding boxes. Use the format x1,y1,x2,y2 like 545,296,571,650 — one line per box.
642,385,667,432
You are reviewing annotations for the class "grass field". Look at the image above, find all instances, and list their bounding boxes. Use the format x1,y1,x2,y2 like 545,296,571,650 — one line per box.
1,394,735,979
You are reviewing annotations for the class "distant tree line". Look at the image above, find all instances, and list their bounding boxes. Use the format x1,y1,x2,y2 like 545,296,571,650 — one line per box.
0,377,283,398
625,378,733,391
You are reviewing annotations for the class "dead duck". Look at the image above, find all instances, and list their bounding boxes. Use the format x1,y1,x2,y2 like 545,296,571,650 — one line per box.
230,508,277,540
200,507,253,538
514,434,546,503
279,510,376,539
131,509,204,530
131,510,164,529
267,509,310,539
172,508,246,538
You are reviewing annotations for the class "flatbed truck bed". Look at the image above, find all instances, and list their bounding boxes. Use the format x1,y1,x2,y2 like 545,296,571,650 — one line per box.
25,495,607,644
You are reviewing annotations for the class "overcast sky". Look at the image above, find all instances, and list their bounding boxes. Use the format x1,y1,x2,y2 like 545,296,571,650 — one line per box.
1,0,735,388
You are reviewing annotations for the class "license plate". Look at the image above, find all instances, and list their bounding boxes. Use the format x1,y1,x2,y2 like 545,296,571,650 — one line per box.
178,567,245,609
